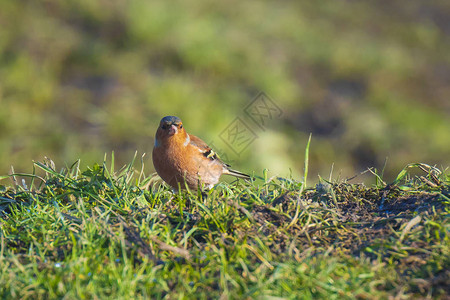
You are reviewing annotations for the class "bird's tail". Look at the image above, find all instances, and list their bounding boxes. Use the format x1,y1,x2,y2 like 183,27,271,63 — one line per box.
224,168,251,180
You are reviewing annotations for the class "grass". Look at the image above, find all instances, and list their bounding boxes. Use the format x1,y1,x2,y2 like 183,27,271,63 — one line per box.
0,154,449,299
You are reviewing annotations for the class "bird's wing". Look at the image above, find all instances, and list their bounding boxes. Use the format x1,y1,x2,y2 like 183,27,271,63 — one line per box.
189,134,230,167
189,134,211,152
189,134,250,180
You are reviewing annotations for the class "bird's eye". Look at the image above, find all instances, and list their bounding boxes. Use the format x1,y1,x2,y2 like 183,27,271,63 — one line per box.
161,124,168,130
179,124,183,129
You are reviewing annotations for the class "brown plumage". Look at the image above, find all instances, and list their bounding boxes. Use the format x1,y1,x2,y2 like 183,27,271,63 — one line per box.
152,116,250,191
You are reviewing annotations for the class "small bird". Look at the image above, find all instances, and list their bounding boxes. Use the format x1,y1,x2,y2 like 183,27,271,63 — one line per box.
152,116,250,191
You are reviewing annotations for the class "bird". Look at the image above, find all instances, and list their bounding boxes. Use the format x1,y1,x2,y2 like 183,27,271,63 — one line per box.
152,116,250,191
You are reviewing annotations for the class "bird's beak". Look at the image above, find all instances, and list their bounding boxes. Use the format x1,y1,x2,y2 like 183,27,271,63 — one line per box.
168,124,178,136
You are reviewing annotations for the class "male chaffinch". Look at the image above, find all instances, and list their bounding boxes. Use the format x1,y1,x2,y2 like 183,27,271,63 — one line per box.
152,116,250,191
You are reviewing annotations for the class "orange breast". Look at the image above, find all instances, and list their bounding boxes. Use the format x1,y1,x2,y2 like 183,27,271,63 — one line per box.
153,142,224,190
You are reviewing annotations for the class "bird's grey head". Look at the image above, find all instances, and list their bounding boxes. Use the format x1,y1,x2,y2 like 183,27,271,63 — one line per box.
160,116,182,128
156,116,185,142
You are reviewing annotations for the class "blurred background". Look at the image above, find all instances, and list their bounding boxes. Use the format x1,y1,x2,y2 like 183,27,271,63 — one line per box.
0,0,449,183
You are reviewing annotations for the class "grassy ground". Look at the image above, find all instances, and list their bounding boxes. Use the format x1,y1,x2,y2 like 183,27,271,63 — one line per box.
0,156,448,299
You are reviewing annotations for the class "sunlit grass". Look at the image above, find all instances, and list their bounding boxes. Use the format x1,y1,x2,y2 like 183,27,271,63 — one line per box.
0,154,448,298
